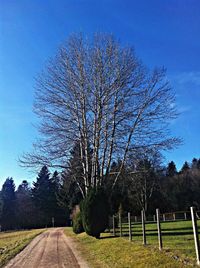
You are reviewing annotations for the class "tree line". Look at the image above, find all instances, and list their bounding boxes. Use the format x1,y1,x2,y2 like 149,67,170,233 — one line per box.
0,167,68,231
112,157,200,216
1,141,200,231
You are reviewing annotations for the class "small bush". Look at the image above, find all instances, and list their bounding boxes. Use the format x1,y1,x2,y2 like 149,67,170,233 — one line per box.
81,188,109,239
72,211,84,234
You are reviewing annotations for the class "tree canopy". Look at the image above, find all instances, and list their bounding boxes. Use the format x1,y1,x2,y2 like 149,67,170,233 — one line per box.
20,33,180,196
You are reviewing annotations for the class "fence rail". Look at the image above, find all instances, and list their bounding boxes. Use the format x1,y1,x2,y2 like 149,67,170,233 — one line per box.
118,210,200,224
108,207,200,266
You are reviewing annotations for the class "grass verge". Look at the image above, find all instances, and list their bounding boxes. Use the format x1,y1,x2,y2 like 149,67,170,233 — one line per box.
0,229,45,267
64,227,196,268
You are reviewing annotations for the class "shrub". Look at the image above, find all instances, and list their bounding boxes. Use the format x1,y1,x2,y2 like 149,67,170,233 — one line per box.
72,211,84,234
81,188,109,238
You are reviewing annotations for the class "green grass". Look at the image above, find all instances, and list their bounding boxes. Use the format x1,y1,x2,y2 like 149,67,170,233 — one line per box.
64,227,196,267
116,219,199,262
0,229,45,267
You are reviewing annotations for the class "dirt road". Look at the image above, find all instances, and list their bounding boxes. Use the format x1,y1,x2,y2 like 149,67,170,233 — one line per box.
4,228,89,268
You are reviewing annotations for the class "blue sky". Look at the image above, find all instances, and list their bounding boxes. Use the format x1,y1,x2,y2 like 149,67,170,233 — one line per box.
0,0,200,187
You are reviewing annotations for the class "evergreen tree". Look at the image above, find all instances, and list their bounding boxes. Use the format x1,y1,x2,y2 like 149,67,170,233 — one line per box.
0,191,3,225
81,188,109,238
68,142,85,198
49,171,68,226
16,180,35,229
166,161,177,177
58,171,83,213
192,158,198,169
32,166,51,227
180,161,190,173
0,178,16,230
57,143,84,212
49,171,60,214
197,159,200,169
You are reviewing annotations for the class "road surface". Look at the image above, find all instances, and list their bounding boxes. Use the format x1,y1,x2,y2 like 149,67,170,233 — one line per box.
4,228,89,268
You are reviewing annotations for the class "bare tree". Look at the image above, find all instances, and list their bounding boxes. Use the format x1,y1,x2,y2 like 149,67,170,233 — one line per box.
128,150,163,214
20,33,180,196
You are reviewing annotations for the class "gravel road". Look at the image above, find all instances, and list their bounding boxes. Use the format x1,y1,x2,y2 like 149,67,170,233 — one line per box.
4,228,89,268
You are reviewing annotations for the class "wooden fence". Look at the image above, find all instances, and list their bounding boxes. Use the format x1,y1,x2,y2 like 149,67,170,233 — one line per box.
123,210,200,223
108,207,200,266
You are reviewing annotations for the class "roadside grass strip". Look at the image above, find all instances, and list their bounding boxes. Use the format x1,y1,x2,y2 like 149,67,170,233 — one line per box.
64,227,196,268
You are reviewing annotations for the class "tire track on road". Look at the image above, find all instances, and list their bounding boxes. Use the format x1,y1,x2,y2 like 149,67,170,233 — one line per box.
4,228,89,268
4,231,49,268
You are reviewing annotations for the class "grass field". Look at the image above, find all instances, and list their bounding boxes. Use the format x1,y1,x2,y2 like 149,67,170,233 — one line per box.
64,227,197,268
0,229,45,267
113,219,200,263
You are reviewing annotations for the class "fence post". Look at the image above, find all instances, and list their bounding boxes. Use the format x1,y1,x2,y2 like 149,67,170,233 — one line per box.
184,212,187,220
112,215,115,236
153,215,156,222
141,209,146,245
191,207,200,266
173,213,176,221
135,216,137,222
156,208,163,250
128,212,132,241
163,214,166,222
119,212,122,237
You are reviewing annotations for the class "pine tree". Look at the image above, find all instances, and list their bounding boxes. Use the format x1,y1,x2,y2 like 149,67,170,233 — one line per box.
0,191,3,225
0,178,16,230
166,161,177,177
49,171,68,226
57,143,84,212
16,180,35,229
197,159,200,170
32,166,51,227
192,158,198,169
180,161,190,173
